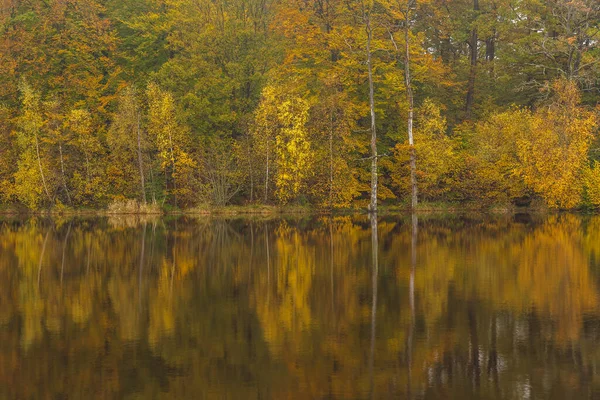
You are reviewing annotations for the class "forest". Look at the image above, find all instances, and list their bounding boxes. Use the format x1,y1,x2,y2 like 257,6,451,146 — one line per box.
0,0,599,211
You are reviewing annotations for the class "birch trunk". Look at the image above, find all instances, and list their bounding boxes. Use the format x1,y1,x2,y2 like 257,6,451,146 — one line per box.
35,134,52,204
58,141,72,205
405,0,418,209
264,139,270,203
136,113,147,205
366,11,378,213
329,107,334,209
168,131,177,207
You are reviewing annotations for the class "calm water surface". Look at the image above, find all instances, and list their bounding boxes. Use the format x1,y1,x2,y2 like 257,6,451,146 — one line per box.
1,214,600,399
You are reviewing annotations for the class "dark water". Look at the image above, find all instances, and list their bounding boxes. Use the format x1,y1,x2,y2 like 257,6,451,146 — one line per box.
1,213,600,399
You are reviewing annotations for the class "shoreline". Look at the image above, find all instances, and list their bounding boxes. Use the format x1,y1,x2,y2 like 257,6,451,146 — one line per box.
0,203,559,217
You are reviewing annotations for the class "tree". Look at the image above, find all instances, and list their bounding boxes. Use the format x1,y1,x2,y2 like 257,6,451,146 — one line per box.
108,87,148,203
387,0,418,208
364,0,379,212
391,99,459,201
516,79,597,208
464,0,479,120
13,82,53,209
465,79,597,208
66,108,105,205
0,104,16,203
146,82,196,207
253,84,313,204
512,0,600,93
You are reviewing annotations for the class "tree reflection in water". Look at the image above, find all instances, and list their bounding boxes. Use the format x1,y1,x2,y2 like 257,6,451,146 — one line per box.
0,214,598,398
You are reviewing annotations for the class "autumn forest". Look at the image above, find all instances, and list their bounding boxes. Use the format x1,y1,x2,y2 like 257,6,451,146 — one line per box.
1,0,599,211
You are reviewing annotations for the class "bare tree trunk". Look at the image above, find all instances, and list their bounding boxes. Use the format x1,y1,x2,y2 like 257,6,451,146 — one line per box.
465,0,479,120
366,11,378,213
84,150,91,183
264,140,270,203
247,133,254,203
58,141,72,205
485,36,495,62
136,113,147,205
405,0,417,210
329,106,334,210
35,134,52,205
149,166,156,204
162,168,168,207
167,133,177,207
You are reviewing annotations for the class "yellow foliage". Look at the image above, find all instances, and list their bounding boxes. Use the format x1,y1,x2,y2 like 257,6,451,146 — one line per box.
467,108,531,203
14,82,50,209
147,82,197,206
254,84,313,204
466,79,597,208
583,162,600,208
390,99,460,201
515,80,597,208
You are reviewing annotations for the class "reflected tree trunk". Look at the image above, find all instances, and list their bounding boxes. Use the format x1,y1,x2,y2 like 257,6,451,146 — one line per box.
488,314,499,393
330,217,335,316
86,232,91,275
407,213,417,398
249,222,254,284
148,221,157,272
265,222,270,288
37,229,50,288
139,222,146,309
468,301,480,389
369,212,379,398
169,231,176,299
60,222,72,285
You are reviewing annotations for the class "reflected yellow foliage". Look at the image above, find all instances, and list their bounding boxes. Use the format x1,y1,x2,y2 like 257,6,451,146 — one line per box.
1,215,600,398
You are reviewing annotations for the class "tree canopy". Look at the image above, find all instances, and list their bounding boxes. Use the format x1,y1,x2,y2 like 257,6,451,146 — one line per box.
0,0,599,210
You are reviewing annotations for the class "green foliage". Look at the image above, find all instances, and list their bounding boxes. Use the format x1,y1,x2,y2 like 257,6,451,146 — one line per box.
0,0,599,211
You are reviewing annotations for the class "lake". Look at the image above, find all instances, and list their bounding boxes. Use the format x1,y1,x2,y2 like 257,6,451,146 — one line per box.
1,213,599,399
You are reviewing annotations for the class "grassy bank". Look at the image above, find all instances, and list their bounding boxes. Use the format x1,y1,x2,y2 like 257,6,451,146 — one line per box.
0,200,556,217
0,202,318,216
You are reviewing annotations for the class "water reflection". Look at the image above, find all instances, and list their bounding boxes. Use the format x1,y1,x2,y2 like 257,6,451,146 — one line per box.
0,214,599,398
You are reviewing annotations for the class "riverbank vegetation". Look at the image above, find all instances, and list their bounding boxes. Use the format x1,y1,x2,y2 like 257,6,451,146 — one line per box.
0,0,599,212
